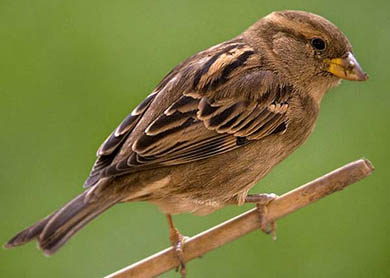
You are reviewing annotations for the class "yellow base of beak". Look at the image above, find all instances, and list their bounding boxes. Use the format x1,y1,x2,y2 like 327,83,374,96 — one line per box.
325,52,368,81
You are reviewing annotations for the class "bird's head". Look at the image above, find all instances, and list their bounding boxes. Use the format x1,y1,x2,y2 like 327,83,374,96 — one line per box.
244,10,368,97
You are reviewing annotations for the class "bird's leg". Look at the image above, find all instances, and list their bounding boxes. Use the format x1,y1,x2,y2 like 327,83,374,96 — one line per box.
245,193,279,240
166,214,186,278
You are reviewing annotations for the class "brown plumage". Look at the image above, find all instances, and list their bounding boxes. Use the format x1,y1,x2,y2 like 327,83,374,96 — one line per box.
5,10,367,269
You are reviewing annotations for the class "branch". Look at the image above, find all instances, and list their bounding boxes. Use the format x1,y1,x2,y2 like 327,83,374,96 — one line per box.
105,159,374,278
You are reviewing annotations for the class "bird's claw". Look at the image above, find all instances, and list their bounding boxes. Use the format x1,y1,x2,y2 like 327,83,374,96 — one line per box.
256,203,277,240
170,229,188,277
246,193,279,240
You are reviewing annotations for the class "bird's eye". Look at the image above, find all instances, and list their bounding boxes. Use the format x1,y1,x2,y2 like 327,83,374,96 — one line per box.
311,38,326,51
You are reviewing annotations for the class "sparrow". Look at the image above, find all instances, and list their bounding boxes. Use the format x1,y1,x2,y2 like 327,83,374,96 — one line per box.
5,10,368,276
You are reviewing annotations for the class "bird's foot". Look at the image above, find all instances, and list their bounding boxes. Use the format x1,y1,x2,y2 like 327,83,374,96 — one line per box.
166,214,188,277
169,226,188,278
245,193,279,240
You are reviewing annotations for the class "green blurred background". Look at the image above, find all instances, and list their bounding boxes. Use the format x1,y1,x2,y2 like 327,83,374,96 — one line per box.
1,0,389,277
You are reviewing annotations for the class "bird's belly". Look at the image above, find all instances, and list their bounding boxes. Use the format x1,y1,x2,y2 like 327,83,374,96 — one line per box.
142,133,302,215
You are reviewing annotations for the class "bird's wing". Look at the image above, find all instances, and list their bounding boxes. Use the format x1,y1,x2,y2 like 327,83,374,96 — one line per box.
84,38,293,187
83,92,158,187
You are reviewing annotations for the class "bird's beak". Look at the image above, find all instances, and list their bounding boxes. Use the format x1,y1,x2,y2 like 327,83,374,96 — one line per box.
324,52,368,81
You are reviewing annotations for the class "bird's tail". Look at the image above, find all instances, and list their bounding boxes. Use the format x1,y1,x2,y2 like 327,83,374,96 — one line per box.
4,189,119,255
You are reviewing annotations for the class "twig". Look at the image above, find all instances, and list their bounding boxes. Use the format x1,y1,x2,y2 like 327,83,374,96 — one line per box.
105,159,374,278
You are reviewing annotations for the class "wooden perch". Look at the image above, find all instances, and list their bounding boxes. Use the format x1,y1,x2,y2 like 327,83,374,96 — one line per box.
105,159,374,278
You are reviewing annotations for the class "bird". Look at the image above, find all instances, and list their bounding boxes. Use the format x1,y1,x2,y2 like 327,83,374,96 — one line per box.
5,10,367,277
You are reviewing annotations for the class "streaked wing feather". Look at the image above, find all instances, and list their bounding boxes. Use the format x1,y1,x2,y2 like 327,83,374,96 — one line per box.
87,38,293,183
101,88,290,177
83,92,157,187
